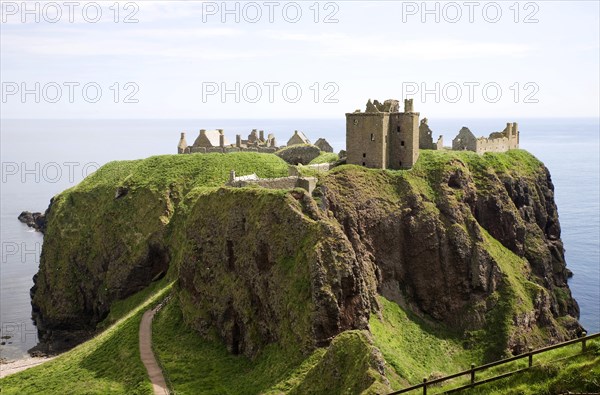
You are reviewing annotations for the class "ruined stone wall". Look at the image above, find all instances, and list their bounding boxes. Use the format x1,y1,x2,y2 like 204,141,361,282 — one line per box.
453,123,519,154
389,112,419,169
419,120,434,150
186,146,278,154
452,128,478,151
230,176,316,194
346,113,389,168
475,136,511,154
436,136,444,150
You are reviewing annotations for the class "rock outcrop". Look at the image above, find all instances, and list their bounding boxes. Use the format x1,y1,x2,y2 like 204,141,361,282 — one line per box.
173,188,373,356
317,151,581,357
276,144,321,165
18,210,47,233
28,150,582,362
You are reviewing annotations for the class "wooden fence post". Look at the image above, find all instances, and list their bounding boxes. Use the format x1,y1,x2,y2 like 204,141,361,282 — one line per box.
528,347,533,367
470,363,475,387
582,331,588,353
422,378,427,395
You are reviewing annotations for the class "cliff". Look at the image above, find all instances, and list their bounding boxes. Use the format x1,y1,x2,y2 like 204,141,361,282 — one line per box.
29,153,289,353
29,150,582,387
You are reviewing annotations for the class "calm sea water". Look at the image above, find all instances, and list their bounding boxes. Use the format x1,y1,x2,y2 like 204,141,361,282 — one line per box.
1,118,598,359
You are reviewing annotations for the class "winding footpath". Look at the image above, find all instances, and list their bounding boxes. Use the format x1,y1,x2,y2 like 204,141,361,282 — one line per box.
139,307,169,395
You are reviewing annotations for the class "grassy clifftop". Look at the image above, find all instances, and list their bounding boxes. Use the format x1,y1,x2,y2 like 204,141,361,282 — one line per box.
3,149,591,394
30,152,289,352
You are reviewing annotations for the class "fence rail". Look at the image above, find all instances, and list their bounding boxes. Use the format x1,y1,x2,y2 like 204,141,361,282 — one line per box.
388,331,599,395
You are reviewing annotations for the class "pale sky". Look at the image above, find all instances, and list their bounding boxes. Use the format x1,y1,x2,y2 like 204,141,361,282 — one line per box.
1,0,599,118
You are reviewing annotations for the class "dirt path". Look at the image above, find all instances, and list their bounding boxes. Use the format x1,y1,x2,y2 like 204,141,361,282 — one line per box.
139,307,169,395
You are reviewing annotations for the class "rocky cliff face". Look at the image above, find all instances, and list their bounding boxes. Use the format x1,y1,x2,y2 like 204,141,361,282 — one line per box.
171,188,373,356
29,150,582,361
28,153,289,354
317,151,581,357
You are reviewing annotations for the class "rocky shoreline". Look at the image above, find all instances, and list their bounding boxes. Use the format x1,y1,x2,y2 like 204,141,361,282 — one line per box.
17,211,47,233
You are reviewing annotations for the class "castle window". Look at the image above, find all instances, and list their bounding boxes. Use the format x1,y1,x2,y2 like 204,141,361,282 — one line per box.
363,153,366,158
354,119,359,126
401,141,405,146
397,126,400,133
399,161,402,167
362,162,366,166
370,133,375,141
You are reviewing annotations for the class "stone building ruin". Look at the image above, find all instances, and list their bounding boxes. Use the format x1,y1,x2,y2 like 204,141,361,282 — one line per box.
452,123,519,154
178,128,279,154
346,99,419,169
177,129,332,157
419,118,443,150
287,130,310,146
345,98,520,170
176,100,520,174
314,138,333,153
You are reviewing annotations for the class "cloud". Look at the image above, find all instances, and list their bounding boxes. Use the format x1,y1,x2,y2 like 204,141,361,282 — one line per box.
263,30,531,60
0,26,259,60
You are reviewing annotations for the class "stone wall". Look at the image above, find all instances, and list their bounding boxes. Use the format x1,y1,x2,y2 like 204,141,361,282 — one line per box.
452,127,478,151
188,146,278,154
229,176,317,194
475,136,511,154
346,112,389,168
453,123,519,154
436,136,444,150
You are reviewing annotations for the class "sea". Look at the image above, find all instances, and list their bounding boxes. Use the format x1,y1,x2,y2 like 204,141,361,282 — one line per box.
1,118,598,360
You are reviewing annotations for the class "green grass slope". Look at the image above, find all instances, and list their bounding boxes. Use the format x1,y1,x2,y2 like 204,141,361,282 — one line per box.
309,152,339,164
0,279,172,395
370,296,481,389
31,152,289,337
152,300,388,395
3,150,588,395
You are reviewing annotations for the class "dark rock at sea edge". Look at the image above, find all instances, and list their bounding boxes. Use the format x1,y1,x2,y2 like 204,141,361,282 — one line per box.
18,211,47,233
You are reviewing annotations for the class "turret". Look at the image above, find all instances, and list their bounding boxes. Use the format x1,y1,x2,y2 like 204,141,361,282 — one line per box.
218,129,225,147
404,98,414,113
178,132,188,154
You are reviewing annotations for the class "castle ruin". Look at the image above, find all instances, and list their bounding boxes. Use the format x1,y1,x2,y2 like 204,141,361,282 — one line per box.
346,98,519,169
177,128,330,155
452,123,519,154
178,128,279,154
346,99,419,170
176,100,520,174
419,118,444,150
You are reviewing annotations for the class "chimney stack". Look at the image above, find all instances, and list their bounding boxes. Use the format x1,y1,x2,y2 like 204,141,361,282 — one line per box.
219,130,225,147
178,132,188,154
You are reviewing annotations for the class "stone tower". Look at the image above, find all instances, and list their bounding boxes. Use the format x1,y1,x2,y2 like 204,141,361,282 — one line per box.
389,100,419,169
178,132,188,154
346,98,420,169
